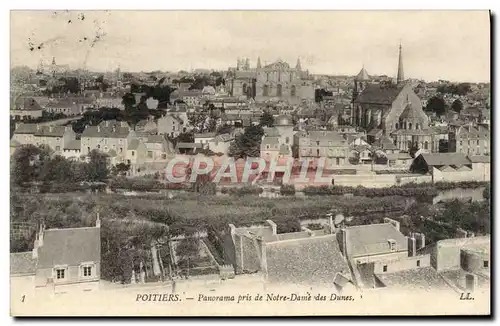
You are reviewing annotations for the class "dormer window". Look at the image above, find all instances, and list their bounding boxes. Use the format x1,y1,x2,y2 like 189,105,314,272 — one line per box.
388,239,396,252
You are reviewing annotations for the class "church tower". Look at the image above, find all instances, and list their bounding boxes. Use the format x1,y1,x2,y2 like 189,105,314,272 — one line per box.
257,57,262,69
397,43,405,84
296,57,301,70
51,56,57,77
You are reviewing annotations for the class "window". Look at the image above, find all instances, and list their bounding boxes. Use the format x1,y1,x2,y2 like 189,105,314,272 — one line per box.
336,157,340,165
56,268,66,280
148,151,153,158
161,154,167,159
395,123,399,129
484,261,489,268
120,147,123,153
104,146,108,151
132,151,135,156
83,266,92,277
104,139,108,145
87,147,90,152
286,137,290,144
266,145,270,150
417,260,420,267
409,123,412,130
291,85,296,97
97,145,101,149
424,141,428,150
316,149,320,157
263,85,269,97
316,141,320,146
242,83,247,94
477,140,480,145
383,265,388,272
388,239,396,251
276,84,282,97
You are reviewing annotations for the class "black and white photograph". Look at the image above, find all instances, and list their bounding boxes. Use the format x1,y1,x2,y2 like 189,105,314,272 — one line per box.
9,10,491,316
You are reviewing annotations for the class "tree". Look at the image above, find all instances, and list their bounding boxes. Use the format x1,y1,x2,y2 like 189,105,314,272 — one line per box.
260,111,274,127
426,96,446,116
228,125,264,158
11,145,44,185
85,150,109,182
38,155,74,183
175,132,194,145
216,124,233,135
451,99,464,113
112,163,130,177
122,93,136,111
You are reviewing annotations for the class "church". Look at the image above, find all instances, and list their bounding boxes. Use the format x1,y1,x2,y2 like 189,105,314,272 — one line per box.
351,44,436,153
226,57,315,104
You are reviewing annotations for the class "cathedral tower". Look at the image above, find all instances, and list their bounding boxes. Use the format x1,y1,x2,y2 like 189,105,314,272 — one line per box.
257,57,262,69
296,57,301,70
397,43,405,84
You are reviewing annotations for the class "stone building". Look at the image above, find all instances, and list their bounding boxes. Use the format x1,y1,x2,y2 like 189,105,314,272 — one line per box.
226,57,315,104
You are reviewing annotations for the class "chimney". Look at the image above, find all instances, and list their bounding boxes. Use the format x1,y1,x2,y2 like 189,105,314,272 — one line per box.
97,126,101,132
266,220,277,235
407,236,416,257
329,215,334,233
384,217,400,231
456,228,468,238
465,273,478,293
106,121,109,127
36,124,40,131
96,212,101,228
49,126,53,132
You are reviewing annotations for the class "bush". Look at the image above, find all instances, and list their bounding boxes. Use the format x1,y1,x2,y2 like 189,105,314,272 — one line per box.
280,184,296,196
220,186,263,196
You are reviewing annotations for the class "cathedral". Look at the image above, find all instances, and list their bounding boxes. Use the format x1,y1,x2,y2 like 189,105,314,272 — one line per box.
351,44,436,153
226,57,315,104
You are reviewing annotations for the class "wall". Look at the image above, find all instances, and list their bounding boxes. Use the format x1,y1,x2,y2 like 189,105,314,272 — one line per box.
353,251,408,264
460,250,490,273
373,254,431,274
433,237,490,272
35,262,100,287
432,165,490,183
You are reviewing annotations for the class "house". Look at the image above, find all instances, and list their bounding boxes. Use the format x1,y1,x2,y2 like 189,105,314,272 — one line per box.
10,97,43,120
62,139,82,161
260,115,294,161
176,142,203,155
411,153,489,182
126,138,148,173
14,125,77,155
143,135,175,161
225,220,353,289
157,108,190,138
448,125,490,156
81,120,135,165
135,116,157,133
339,218,409,264
33,216,101,293
295,130,349,166
421,236,490,294
45,98,84,116
194,132,217,149
208,133,234,155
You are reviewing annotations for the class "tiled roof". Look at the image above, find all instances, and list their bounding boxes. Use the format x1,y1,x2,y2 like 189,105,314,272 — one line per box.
13,123,38,135
64,139,81,150
37,227,101,269
98,120,131,129
194,132,217,139
367,128,383,136
373,136,398,150
10,252,36,276
344,223,408,258
265,234,350,286
128,138,140,150
355,67,370,81
235,226,277,242
275,231,310,242
297,130,347,146
214,133,234,142
82,126,130,138
34,126,67,137
261,136,280,146
354,84,404,105
176,142,203,149
12,97,43,111
145,135,166,144
440,269,490,291
468,155,490,163
375,266,450,291
419,153,471,166
263,127,281,137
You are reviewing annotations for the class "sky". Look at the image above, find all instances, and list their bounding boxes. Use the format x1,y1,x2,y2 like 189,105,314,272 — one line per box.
10,10,491,82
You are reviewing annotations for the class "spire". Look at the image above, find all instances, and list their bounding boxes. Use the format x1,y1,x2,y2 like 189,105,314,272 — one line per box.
52,56,56,65
257,57,262,69
397,42,404,84
296,57,301,70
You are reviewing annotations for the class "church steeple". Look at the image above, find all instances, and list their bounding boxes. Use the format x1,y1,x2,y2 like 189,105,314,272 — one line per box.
296,57,301,70
257,57,262,69
397,42,405,84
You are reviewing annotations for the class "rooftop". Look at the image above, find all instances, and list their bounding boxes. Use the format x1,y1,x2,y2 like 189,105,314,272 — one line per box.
375,266,450,291
344,223,408,258
419,153,471,166
354,84,405,105
37,226,101,269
